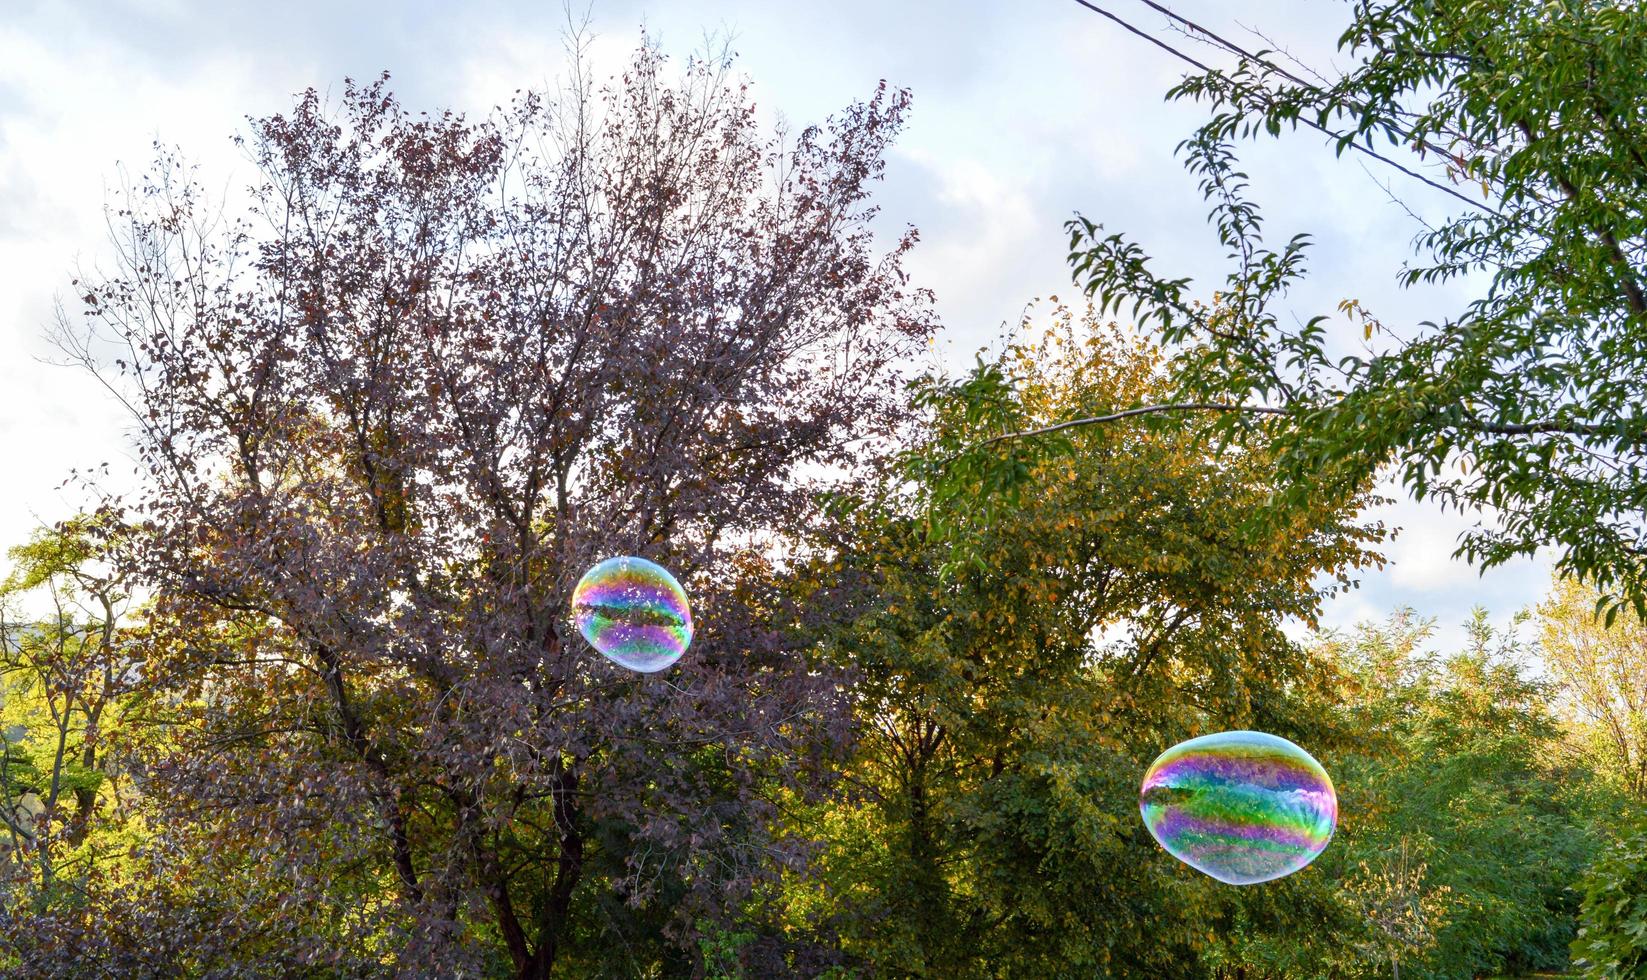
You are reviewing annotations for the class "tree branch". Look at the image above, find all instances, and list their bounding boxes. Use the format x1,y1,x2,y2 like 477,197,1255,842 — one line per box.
956,400,1631,460
964,402,1288,458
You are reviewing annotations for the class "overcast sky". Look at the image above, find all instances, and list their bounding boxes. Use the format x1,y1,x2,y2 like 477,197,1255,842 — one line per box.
0,0,1551,651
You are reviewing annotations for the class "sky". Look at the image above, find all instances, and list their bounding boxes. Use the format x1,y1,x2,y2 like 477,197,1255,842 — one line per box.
0,0,1552,651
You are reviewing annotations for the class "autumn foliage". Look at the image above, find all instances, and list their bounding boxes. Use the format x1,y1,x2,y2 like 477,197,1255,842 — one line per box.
16,44,928,976
1,18,1645,980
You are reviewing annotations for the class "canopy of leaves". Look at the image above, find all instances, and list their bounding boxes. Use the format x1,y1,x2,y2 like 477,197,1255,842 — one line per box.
32,40,931,977
1540,575,1647,800
1061,0,1647,620
776,308,1385,977
1311,610,1611,979
0,520,149,968
1572,811,1647,979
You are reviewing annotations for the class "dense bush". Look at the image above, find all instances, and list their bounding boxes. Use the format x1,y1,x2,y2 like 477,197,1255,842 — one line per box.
1572,815,1647,979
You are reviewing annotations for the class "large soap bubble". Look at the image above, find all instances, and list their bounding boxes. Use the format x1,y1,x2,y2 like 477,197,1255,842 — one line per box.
571,556,693,673
1139,730,1337,885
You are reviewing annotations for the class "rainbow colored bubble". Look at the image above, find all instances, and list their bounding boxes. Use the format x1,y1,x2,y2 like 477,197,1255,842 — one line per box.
571,556,693,673
1139,730,1337,885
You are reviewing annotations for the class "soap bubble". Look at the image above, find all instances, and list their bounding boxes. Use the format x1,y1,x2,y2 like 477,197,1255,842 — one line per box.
1139,730,1337,885
571,556,694,673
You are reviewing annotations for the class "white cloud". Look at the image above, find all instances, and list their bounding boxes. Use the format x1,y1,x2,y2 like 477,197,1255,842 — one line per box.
0,24,266,551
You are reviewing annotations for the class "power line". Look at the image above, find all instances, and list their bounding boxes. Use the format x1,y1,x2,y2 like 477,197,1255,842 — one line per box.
1069,0,1501,217
1070,0,1214,71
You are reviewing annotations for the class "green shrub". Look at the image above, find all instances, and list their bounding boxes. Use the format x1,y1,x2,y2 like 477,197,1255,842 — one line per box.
1572,815,1647,978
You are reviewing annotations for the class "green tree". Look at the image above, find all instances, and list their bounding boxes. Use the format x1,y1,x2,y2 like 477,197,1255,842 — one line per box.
1571,812,1647,979
1540,576,1647,800
0,519,139,892
789,306,1381,977
0,519,156,975
1341,836,1447,980
1316,609,1607,978
1038,0,1647,618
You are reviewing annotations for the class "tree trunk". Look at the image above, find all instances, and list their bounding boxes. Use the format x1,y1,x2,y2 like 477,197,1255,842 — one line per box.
66,707,101,847
511,764,583,980
314,641,422,900
906,746,951,974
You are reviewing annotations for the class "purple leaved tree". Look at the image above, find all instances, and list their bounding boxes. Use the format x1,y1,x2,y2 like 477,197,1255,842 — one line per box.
51,40,930,977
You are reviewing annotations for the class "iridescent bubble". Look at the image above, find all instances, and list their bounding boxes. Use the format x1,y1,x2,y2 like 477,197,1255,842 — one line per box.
1139,730,1337,885
571,556,693,673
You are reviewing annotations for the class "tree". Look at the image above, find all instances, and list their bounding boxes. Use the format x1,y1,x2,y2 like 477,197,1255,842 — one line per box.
1314,609,1607,979
0,520,156,975
787,306,1382,977
1341,836,1447,980
1539,576,1647,800
0,518,138,893
1571,811,1647,979
1030,1,1647,617
48,40,931,976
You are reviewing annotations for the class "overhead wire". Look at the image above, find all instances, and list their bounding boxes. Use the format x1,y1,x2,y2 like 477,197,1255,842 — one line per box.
1069,0,1502,216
